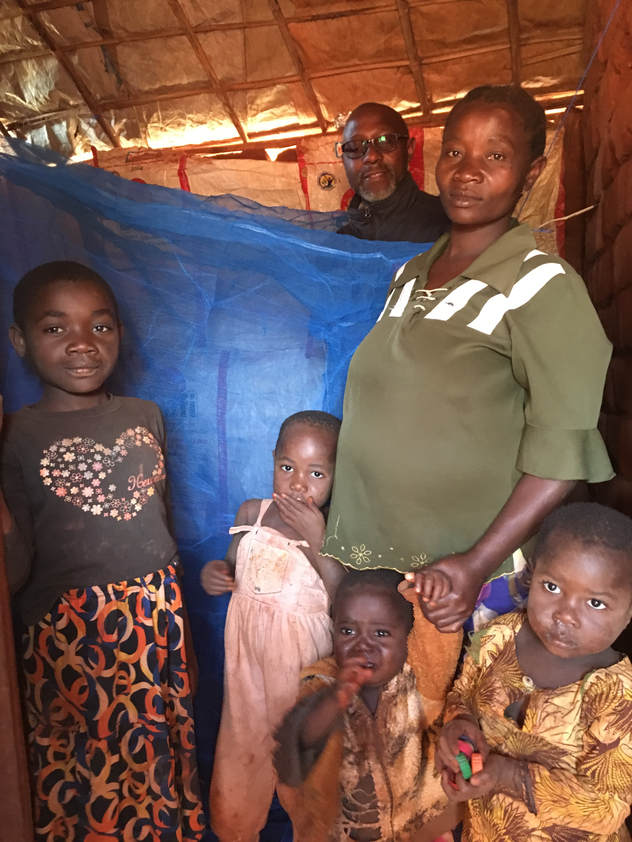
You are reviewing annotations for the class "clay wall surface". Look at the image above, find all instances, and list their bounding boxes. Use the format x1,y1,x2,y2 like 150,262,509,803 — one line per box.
581,0,632,516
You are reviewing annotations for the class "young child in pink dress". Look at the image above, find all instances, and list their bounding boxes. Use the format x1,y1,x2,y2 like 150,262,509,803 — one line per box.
200,411,345,842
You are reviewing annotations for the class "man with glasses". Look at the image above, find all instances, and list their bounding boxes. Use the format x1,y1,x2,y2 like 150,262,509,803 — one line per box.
337,102,450,243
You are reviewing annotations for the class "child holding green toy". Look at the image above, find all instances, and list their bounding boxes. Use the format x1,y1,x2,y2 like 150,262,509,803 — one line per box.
436,503,632,842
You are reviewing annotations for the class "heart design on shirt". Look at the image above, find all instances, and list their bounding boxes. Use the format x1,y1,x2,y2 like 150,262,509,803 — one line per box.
39,427,165,520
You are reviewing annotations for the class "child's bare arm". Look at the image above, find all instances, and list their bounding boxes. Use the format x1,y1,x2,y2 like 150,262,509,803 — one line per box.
273,492,346,599
299,690,341,749
200,500,256,595
200,555,236,596
301,660,373,748
310,553,346,601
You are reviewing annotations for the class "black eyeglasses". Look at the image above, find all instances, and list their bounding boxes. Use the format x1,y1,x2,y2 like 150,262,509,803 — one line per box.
340,133,408,159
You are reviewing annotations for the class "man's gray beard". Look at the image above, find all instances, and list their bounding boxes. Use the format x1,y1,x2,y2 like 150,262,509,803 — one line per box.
357,171,398,203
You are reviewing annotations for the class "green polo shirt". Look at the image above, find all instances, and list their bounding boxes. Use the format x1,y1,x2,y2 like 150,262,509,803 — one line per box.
324,222,614,574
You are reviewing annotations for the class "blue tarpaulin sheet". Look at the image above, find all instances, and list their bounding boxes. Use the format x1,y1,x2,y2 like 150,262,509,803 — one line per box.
0,141,428,835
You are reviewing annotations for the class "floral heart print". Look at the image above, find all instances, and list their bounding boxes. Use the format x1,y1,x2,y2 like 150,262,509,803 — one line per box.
39,427,165,521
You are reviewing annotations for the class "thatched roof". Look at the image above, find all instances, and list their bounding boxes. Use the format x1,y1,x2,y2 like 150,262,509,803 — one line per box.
0,0,587,159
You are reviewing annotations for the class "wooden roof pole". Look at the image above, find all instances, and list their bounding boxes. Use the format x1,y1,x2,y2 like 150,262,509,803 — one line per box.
1,0,472,21
0,29,582,67
7,89,584,141
0,0,393,22
267,0,328,133
395,0,431,115
506,0,522,85
14,0,120,148
5,45,585,126
165,0,249,143
89,0,149,145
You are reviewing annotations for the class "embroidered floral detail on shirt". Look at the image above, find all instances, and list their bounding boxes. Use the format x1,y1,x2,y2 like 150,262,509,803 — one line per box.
411,553,429,569
40,427,165,521
350,544,372,565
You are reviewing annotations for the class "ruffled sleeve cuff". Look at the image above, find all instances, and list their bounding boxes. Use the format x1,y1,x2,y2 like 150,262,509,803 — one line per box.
516,424,614,483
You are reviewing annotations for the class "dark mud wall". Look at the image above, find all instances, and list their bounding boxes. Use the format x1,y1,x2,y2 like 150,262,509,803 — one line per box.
581,0,632,516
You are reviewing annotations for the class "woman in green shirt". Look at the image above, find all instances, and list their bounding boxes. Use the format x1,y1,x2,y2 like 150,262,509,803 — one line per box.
323,86,613,634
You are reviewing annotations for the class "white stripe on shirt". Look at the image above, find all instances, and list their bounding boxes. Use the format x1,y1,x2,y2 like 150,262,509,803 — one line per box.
377,289,396,322
424,279,488,321
467,262,566,335
393,263,407,282
389,278,416,318
377,262,410,321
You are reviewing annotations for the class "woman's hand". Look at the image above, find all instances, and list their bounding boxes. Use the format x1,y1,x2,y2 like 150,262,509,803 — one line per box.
200,559,235,595
441,754,521,803
437,716,490,774
273,493,326,552
409,476,577,632
413,553,485,632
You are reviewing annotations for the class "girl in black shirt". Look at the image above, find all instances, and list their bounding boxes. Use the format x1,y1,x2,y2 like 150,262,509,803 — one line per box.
0,262,204,841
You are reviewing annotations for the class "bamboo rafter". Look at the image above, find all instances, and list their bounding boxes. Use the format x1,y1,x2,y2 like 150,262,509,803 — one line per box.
6,89,584,140
5,66,585,136
506,0,522,85
0,31,582,69
13,0,120,148
4,41,583,115
89,0,145,143
165,0,249,143
267,0,328,133
0,0,470,23
395,0,431,115
0,0,585,151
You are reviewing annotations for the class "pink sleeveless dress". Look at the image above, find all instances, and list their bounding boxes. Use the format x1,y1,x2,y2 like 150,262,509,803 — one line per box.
210,499,333,842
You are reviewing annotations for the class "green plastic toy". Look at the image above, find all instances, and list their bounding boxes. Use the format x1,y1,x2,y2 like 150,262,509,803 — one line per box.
455,752,472,780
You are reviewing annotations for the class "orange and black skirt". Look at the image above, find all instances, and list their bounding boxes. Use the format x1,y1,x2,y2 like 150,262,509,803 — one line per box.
21,564,205,842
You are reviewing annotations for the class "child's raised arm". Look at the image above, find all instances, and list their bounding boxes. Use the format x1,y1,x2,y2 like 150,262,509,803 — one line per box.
296,660,373,749
273,492,346,600
200,500,257,596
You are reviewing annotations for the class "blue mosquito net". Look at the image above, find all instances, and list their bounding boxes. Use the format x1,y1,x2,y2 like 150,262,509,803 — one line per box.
0,140,430,833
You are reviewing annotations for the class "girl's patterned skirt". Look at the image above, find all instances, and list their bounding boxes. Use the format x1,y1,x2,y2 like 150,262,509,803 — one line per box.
22,564,205,842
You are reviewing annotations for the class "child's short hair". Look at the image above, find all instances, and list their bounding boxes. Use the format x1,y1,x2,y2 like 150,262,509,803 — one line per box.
533,502,632,567
13,261,119,330
445,85,547,162
334,568,414,632
276,410,342,450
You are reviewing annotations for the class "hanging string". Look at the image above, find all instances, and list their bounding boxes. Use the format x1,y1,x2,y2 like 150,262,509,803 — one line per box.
518,0,623,221
534,203,596,232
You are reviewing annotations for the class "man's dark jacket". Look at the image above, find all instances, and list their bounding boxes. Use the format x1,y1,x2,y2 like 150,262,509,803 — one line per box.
337,172,450,244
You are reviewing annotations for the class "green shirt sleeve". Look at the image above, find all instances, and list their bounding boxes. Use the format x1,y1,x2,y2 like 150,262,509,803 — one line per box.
509,265,614,483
